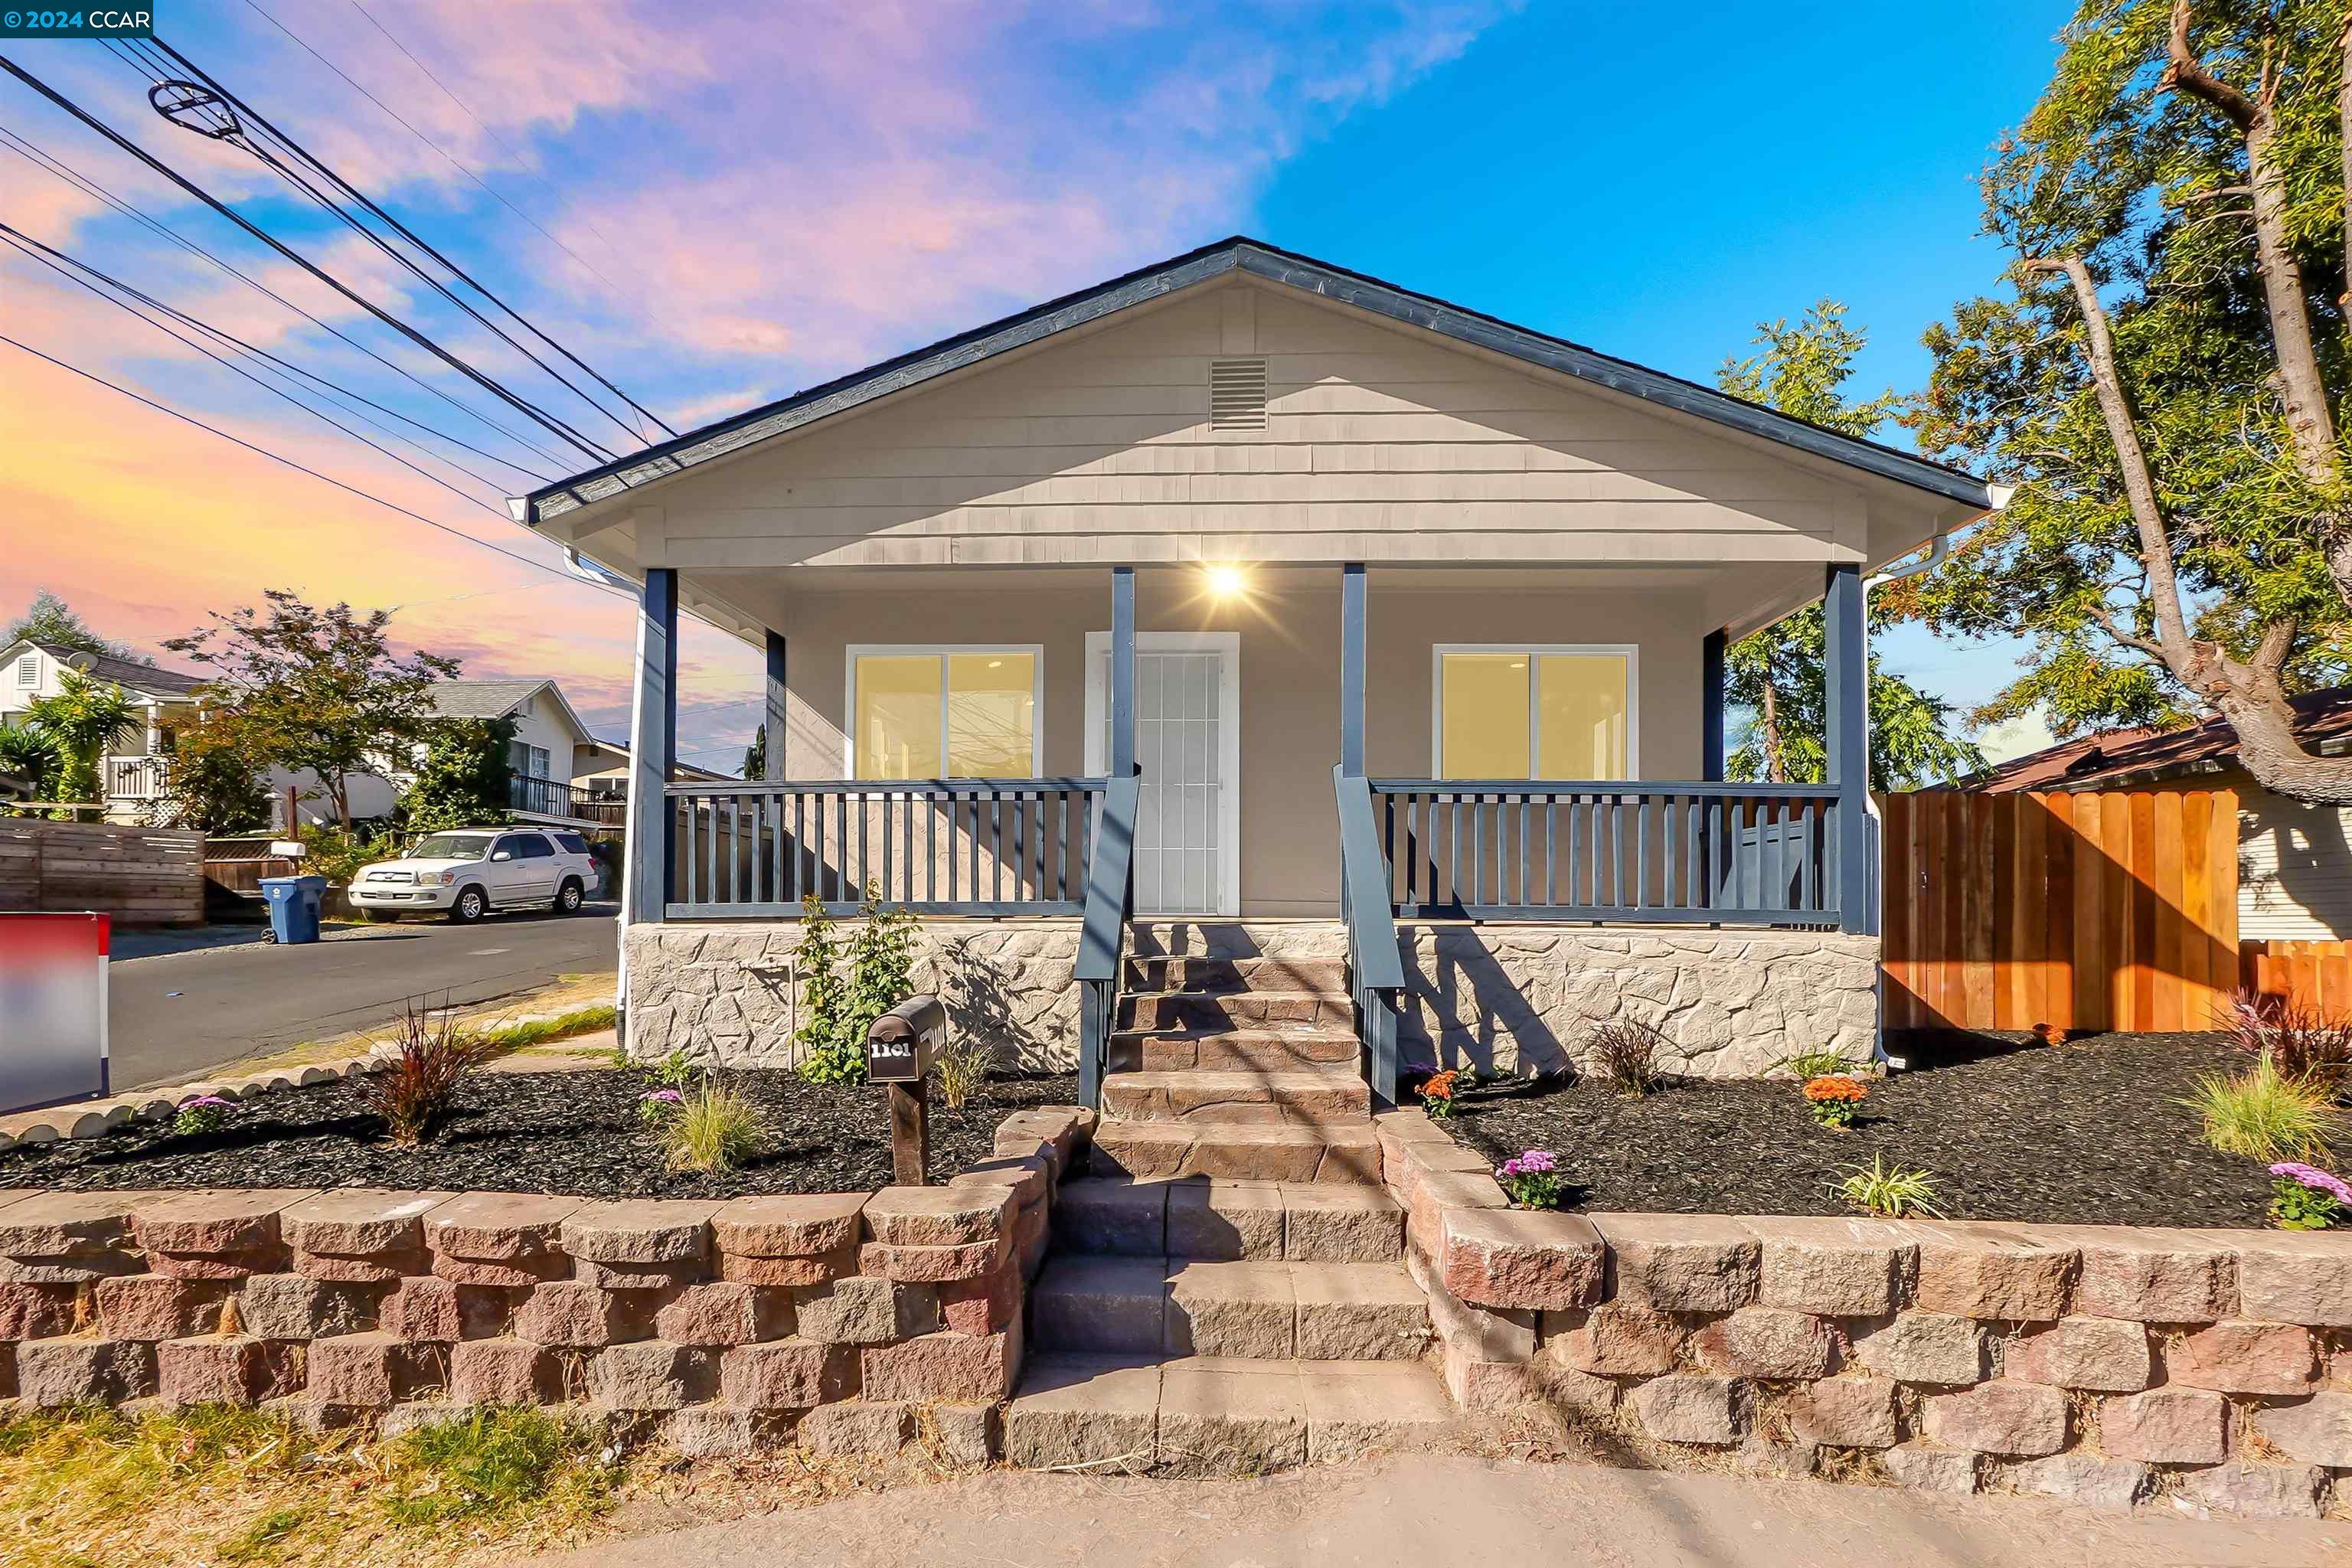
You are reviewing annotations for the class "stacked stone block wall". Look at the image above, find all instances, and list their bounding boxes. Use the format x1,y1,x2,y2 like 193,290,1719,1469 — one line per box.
1380,1108,2352,1518
0,1106,1092,1464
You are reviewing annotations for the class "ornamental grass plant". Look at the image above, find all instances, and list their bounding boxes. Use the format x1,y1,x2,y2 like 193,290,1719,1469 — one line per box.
2186,1053,2338,1162
662,1081,767,1174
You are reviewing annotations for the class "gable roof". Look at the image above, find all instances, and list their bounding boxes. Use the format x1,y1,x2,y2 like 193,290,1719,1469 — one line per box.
1963,687,2352,792
429,678,592,741
4,639,208,699
520,237,1994,528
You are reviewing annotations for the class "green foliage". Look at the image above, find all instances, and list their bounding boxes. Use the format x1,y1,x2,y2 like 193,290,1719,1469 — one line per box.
1832,1155,1945,1218
164,590,459,828
743,720,767,781
401,716,515,833
2187,1053,2339,1160
1715,303,1984,789
23,671,137,807
661,1081,767,1173
848,881,920,1038
382,1407,613,1529
1775,1045,1870,1080
2271,1171,2344,1230
792,884,926,1086
152,717,270,832
0,723,62,805
363,1003,496,1145
5,590,126,658
298,823,403,885
1915,0,2352,737
645,1047,699,1089
932,1032,995,1109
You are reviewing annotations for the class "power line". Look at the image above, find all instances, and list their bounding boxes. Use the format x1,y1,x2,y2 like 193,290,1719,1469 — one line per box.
0,330,627,596
0,51,622,466
0,125,564,480
235,0,636,307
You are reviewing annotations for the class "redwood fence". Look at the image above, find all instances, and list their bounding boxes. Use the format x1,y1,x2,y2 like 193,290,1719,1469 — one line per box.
2239,939,2352,1022
1881,788,2239,1034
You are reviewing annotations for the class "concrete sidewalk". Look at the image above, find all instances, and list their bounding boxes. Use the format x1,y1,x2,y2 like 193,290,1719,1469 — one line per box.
528,1453,2347,1568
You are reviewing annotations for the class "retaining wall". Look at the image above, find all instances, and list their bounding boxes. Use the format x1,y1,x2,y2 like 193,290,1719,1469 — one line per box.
1380,1108,2352,1518
0,1106,1092,1463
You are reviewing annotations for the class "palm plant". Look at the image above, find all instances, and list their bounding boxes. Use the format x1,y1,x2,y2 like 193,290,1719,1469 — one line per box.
0,724,62,805
24,671,137,812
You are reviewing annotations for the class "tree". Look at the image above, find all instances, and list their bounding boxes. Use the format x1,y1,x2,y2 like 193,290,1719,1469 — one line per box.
743,721,767,782
0,724,61,808
164,591,459,828
1717,302,1988,788
5,590,126,659
24,671,137,811
152,717,270,832
400,717,515,832
1916,0,2352,799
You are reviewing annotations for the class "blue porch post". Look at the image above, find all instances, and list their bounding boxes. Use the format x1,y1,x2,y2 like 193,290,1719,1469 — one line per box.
1823,564,1873,934
1341,563,1367,776
1109,567,1135,779
624,567,678,924
762,629,788,782
1702,628,1726,783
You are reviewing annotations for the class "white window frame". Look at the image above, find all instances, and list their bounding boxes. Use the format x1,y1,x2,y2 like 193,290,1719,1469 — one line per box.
1430,642,1641,780
1083,630,1243,918
843,643,1045,779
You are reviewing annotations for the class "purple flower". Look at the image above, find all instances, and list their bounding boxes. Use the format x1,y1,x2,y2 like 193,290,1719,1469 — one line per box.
2272,1162,2352,1204
178,1095,232,1111
1497,1148,1560,1180
642,1089,684,1105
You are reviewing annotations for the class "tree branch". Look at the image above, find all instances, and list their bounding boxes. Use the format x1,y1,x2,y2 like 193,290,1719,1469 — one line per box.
2162,0,2258,127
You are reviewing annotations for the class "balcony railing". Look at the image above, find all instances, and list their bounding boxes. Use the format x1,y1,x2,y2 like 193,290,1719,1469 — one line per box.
662,779,1109,917
1367,779,1844,926
105,754,166,800
509,774,627,826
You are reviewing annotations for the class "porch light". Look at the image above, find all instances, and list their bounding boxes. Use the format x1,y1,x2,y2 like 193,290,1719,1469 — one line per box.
1204,563,1246,599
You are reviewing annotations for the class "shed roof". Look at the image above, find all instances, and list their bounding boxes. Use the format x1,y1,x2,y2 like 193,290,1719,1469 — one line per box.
1962,687,2352,792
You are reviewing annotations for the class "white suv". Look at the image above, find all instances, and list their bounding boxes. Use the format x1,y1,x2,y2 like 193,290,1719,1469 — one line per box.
348,827,600,923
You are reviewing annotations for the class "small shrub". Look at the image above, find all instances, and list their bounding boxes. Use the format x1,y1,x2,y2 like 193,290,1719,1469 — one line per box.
793,895,863,1085
932,1034,995,1109
2269,1161,2350,1230
644,1047,697,1090
1776,1046,1864,1080
2186,1054,2338,1161
1587,1017,1673,1096
172,1095,234,1135
362,1003,494,1145
2222,991,2352,1089
1833,1155,1944,1218
662,1081,766,1174
1802,1075,1868,1129
1494,1148,1566,1209
636,1087,684,1125
1417,1069,1462,1119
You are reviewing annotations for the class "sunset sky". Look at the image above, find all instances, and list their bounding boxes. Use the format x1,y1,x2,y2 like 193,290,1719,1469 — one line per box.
1,1,2068,772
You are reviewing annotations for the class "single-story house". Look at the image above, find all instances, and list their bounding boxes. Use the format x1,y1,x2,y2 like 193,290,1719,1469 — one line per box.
2,639,210,815
514,237,1996,1093
426,678,632,829
1964,687,2352,941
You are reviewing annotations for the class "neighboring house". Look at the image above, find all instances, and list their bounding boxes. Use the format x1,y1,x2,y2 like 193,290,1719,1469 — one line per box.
518,237,1996,1085
425,679,645,830
0,639,207,818
1962,687,2352,941
573,737,727,810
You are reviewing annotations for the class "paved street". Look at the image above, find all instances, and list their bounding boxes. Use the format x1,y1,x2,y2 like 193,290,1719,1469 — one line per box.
108,905,617,1089
528,1453,2347,1568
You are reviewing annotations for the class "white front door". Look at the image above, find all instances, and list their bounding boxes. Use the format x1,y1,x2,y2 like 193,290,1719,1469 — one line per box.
1086,632,1240,916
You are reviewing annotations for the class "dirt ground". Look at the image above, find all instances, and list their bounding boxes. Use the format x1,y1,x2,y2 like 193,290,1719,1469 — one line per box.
524,1452,2350,1568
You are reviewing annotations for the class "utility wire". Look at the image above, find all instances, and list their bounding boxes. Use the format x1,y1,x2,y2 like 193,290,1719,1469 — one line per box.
235,0,635,307
0,51,622,466
142,31,677,445
0,331,629,595
0,214,527,498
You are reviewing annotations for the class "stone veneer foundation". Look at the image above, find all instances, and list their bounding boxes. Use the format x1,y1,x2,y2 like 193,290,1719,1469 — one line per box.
0,1105,1091,1463
1381,1106,2352,1518
626,920,1877,1080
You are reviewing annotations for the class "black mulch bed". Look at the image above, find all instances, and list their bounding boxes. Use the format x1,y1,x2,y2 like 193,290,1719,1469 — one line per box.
0,1069,1082,1199
1442,1032,2286,1228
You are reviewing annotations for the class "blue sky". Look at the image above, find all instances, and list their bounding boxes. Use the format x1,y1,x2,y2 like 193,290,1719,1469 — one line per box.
2,1,2076,769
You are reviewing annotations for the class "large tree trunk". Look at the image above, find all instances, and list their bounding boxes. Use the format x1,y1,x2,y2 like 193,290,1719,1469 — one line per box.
1759,682,1786,783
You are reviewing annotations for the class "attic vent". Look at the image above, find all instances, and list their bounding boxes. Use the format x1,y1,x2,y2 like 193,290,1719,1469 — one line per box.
1210,357,1268,430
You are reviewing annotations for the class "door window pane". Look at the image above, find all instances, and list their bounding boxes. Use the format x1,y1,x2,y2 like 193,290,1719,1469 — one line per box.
854,655,943,779
946,652,1035,776
1537,654,1630,779
1439,654,1530,779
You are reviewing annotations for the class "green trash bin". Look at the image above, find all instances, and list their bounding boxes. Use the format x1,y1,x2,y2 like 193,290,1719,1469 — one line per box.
258,874,327,944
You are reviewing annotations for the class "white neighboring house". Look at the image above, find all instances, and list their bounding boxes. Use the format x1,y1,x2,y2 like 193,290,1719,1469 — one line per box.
0,639,209,816
424,678,638,831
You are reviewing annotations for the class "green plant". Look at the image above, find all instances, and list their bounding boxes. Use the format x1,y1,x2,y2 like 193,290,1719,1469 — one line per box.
662,1080,766,1173
2222,992,2352,1092
848,881,920,1034
1833,1155,1945,1219
1494,1148,1566,1209
1802,1075,1869,1129
932,1033,995,1109
1776,1046,1866,1080
0,723,62,806
382,1406,611,1527
23,670,136,809
172,1094,234,1135
2269,1162,2349,1230
400,715,516,833
644,1046,698,1089
299,822,404,885
2186,1054,2339,1161
362,1002,495,1145
1586,1017,1673,1096
794,884,926,1086
152,717,270,831
1418,1069,1462,1119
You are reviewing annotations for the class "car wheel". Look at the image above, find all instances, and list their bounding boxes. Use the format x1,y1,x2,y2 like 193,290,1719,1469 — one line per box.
449,886,488,923
555,878,584,915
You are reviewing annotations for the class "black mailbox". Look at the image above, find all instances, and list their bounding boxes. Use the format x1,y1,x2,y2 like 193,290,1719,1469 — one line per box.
864,994,946,1083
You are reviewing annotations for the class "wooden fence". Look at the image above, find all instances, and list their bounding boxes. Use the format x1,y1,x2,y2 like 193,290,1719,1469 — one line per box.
0,818,206,926
2239,939,2352,1022
1881,789,2239,1034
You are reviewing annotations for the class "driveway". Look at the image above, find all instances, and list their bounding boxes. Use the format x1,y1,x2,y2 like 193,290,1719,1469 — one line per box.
108,905,617,1089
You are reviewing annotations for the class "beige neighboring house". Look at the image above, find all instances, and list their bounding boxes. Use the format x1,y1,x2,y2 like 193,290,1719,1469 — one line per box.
0,639,208,818
514,237,1998,1087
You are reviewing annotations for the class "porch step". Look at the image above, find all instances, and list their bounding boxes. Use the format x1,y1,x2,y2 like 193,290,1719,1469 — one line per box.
1100,1070,1369,1126
1119,991,1351,1031
1123,955,1351,995
1110,1027,1361,1073
1028,1255,1430,1361
1004,1354,1460,1475
1088,1119,1380,1184
1055,1177,1403,1263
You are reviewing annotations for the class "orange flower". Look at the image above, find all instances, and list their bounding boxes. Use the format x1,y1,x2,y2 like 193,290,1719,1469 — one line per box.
1420,1070,1459,1103
1802,1076,1868,1103
2032,1021,2069,1046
